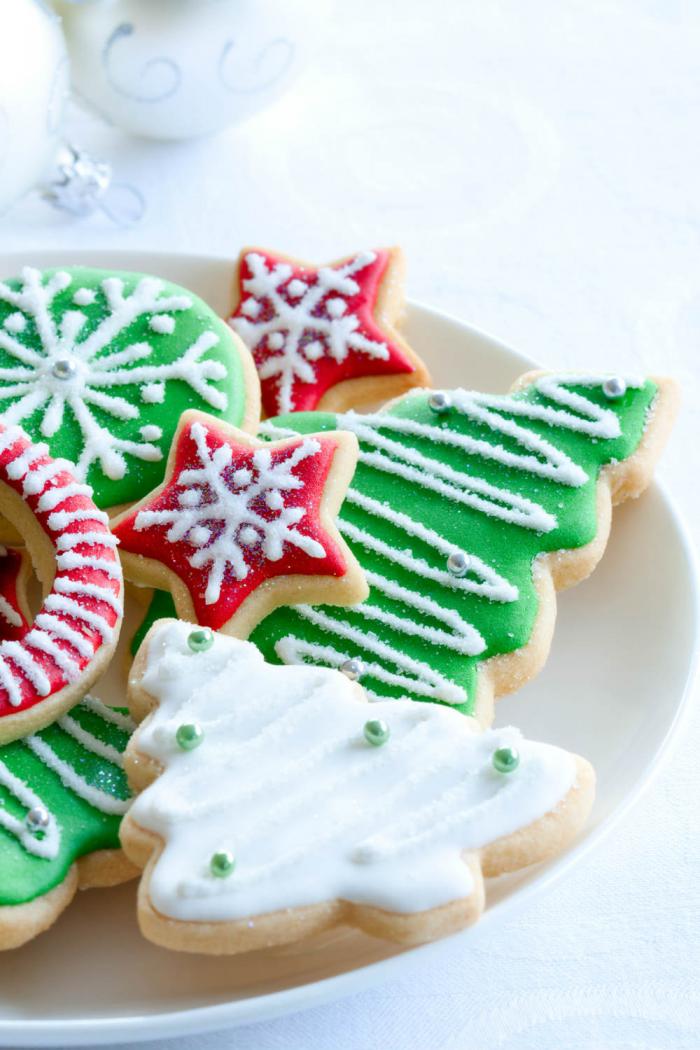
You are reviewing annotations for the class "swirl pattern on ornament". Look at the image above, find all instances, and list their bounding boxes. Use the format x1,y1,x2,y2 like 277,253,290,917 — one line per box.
102,23,182,103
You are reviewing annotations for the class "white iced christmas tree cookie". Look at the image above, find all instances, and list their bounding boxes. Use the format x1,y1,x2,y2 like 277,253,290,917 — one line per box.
121,620,595,954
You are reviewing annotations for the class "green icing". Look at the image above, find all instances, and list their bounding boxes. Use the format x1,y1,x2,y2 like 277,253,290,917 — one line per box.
130,588,176,656
0,266,249,508
248,376,658,715
132,376,658,718
0,697,132,907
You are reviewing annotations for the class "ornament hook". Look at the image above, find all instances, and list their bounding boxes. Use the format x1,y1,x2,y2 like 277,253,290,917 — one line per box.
39,143,145,228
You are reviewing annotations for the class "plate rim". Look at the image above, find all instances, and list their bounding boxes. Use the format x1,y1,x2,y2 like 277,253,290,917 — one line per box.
0,251,697,1047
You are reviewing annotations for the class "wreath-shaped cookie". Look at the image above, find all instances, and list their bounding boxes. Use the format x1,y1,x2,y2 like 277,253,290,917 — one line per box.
0,421,123,744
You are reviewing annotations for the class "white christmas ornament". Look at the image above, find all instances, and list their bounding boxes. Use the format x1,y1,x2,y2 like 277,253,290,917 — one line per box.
55,0,320,141
0,0,69,212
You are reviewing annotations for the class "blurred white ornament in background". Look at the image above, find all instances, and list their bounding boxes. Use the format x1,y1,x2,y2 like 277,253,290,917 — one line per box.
54,0,319,141
0,0,69,213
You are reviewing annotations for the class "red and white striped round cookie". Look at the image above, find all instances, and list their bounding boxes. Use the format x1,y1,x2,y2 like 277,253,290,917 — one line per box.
0,421,123,744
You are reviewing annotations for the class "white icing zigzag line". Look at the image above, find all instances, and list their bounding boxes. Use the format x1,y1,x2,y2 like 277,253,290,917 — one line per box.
264,428,509,704
81,694,135,732
134,422,328,605
347,405,589,487
267,376,644,705
343,417,557,532
278,605,467,705
0,695,132,859
354,570,485,656
25,732,130,816
0,267,229,482
341,491,518,602
58,713,124,767
339,373,644,533
527,375,642,437
231,251,389,415
0,760,60,859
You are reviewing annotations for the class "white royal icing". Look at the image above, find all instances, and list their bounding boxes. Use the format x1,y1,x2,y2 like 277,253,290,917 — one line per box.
133,422,329,605
72,288,96,307
0,596,22,630
0,547,23,631
260,374,645,706
0,695,134,860
0,424,122,713
130,621,577,920
231,251,390,415
0,268,229,482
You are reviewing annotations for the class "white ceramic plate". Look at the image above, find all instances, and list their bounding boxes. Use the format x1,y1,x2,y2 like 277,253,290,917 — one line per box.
0,251,696,1048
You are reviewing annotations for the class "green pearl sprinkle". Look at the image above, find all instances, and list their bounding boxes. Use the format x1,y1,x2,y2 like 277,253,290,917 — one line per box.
363,719,390,747
210,850,235,878
175,722,204,751
492,746,520,774
187,628,214,653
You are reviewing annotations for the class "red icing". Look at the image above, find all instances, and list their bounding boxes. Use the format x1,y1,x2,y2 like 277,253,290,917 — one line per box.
230,249,415,416
0,548,28,642
0,423,122,721
112,420,348,631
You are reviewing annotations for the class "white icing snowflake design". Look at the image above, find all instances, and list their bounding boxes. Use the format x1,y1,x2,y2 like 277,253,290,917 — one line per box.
231,251,390,414
134,422,328,605
0,268,229,482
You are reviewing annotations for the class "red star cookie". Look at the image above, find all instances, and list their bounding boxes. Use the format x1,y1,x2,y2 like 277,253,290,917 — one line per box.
110,410,368,636
228,247,430,417
0,546,30,642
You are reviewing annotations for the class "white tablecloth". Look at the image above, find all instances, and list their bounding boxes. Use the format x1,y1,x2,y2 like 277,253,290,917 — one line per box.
3,2,699,1047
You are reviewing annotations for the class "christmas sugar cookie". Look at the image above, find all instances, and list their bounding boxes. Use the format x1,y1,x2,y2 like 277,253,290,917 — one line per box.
0,422,123,744
249,372,678,725
229,247,430,417
121,619,594,954
0,266,259,510
0,694,135,950
111,410,367,637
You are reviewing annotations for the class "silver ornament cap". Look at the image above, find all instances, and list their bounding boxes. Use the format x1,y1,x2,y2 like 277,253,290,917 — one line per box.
603,377,627,399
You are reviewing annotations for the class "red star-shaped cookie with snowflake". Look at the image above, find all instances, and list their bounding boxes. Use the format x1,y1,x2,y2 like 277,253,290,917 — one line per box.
228,247,430,417
111,410,368,636
0,546,30,642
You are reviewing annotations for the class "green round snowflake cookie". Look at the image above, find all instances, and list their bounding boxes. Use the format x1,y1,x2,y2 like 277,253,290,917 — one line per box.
0,266,255,508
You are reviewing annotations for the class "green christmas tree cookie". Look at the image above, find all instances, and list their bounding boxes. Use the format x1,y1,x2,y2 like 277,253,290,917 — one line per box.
0,266,258,508
0,694,134,949
248,372,675,722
